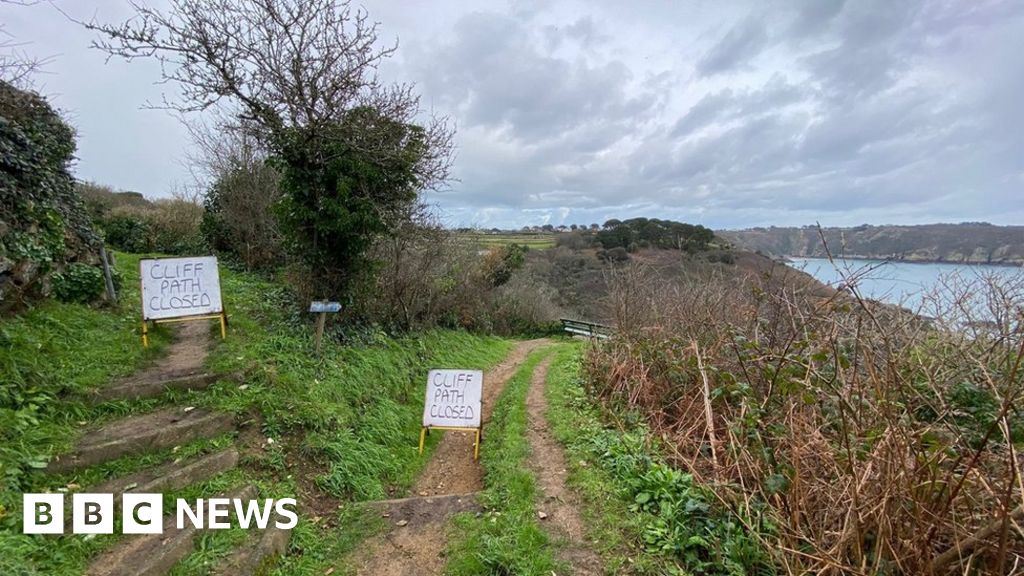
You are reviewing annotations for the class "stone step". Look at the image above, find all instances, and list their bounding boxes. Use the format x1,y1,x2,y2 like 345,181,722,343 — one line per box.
47,408,236,474
212,511,292,575
89,448,240,501
85,485,257,576
89,370,227,404
364,492,481,524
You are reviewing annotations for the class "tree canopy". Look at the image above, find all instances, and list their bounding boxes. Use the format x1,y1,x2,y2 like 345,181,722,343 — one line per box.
596,217,715,252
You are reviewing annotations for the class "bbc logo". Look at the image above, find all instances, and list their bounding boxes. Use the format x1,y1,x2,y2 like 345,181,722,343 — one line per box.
24,493,163,535
23,493,297,534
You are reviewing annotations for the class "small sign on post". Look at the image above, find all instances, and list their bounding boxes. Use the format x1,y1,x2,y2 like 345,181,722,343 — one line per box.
419,369,484,460
309,300,341,353
139,256,226,347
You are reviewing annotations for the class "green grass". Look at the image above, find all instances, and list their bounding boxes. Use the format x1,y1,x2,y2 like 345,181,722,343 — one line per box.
0,253,172,527
1,252,516,575
544,345,775,575
444,347,559,576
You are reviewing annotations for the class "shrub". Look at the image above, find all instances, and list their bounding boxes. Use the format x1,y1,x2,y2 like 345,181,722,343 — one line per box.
482,243,527,287
148,198,205,255
93,195,205,256
51,263,104,303
102,213,152,253
587,266,1024,572
202,162,282,270
597,246,630,263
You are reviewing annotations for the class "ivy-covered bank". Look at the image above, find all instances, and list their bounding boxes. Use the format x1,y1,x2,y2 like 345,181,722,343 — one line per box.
1,79,102,313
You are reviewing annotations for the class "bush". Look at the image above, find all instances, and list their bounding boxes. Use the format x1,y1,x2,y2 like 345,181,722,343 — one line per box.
707,250,736,265
93,195,205,256
51,263,104,303
597,246,630,263
588,266,1024,572
482,243,527,287
358,217,561,335
102,213,152,253
202,162,283,270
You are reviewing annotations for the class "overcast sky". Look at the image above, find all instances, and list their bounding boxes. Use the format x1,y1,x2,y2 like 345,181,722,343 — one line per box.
4,0,1023,229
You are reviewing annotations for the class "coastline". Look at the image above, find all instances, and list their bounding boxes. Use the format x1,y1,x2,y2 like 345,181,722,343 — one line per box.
781,255,1024,269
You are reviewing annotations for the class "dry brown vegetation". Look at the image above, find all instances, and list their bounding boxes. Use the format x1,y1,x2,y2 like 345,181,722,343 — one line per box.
587,259,1024,574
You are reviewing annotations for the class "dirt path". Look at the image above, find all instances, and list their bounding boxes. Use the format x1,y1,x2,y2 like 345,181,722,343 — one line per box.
526,357,603,575
351,339,550,576
139,321,211,379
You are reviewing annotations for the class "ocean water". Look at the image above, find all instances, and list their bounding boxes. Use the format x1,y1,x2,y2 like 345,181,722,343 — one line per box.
787,257,1024,317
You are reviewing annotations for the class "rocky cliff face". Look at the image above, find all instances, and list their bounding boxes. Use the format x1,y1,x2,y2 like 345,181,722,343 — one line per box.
725,223,1024,265
1,80,100,313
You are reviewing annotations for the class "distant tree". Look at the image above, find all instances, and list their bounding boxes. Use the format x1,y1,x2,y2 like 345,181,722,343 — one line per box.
590,223,599,230
569,224,578,231
541,224,554,232
596,217,714,253
87,0,454,298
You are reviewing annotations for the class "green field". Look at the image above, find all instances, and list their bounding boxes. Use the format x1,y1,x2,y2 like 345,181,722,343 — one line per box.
457,231,556,250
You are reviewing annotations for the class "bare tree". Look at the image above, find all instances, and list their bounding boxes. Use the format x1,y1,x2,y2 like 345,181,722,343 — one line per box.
81,0,453,190
83,0,455,296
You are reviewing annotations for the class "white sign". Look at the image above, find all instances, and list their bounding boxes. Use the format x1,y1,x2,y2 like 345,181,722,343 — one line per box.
140,256,223,321
422,369,483,428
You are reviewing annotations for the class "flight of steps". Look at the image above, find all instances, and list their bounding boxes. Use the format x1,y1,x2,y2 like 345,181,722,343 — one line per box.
41,327,291,576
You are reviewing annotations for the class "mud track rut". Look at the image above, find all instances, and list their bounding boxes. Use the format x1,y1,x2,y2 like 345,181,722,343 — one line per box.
526,357,602,575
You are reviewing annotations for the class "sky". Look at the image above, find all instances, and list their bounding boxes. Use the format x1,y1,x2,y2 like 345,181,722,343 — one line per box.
3,0,1023,230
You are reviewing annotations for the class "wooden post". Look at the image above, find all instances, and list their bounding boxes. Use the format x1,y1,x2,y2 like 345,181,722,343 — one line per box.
100,245,117,304
314,310,327,354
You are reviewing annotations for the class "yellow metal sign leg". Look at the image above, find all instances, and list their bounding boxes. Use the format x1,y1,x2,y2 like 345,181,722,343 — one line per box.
219,312,227,339
419,427,427,455
474,428,480,460
141,321,149,348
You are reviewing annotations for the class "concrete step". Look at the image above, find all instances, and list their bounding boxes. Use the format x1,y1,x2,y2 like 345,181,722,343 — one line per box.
85,485,257,576
46,408,235,474
212,511,292,575
89,370,228,404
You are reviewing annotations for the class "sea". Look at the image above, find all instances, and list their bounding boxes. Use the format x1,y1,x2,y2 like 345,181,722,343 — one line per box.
787,257,1024,320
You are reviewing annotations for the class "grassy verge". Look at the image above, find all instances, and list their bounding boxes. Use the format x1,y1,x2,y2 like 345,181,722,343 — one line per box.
545,345,774,576
1,254,514,575
444,347,559,576
0,253,171,526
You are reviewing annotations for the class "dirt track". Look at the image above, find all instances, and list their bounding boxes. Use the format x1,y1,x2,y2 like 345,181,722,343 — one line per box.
526,357,602,574
351,339,551,576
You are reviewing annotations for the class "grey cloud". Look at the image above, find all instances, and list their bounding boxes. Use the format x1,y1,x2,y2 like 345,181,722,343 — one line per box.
672,76,804,138
416,12,656,144
6,0,1023,229
789,0,846,37
695,18,769,76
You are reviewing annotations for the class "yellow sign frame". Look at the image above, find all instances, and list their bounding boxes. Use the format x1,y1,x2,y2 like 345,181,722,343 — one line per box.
141,312,227,347
419,425,482,460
